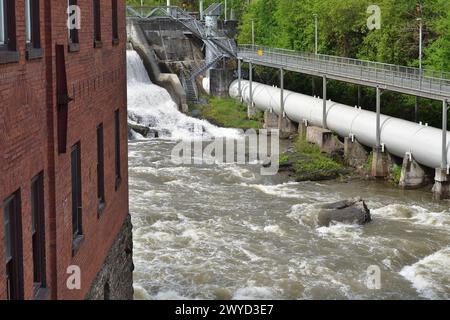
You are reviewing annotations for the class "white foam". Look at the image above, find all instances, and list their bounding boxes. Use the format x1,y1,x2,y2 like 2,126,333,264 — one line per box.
399,247,450,299
232,286,278,300
372,204,450,228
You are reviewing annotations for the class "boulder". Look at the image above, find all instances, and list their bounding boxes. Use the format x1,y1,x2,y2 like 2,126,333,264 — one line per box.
318,199,371,227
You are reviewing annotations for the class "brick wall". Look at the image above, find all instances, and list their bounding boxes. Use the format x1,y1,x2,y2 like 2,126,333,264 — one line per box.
0,0,129,300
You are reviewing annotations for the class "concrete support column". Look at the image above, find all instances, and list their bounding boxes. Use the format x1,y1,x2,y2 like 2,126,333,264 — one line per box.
247,62,256,118
376,86,382,148
344,137,368,169
298,121,308,140
371,146,389,178
264,110,279,129
433,100,450,200
237,59,242,97
278,68,286,133
442,99,448,169
322,75,327,129
399,153,427,189
432,168,450,200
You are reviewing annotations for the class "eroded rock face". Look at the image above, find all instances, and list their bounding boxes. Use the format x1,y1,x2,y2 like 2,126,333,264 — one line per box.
318,199,371,227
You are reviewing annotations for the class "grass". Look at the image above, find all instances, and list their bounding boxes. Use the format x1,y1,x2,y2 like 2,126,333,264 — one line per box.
279,154,290,165
192,97,264,130
284,136,346,181
392,164,402,184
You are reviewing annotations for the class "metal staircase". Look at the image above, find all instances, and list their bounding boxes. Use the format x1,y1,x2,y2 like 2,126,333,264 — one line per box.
127,4,237,103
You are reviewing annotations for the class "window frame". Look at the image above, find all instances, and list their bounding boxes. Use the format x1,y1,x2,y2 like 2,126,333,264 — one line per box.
114,109,122,189
111,0,119,45
97,123,106,216
93,0,102,48
71,142,84,255
0,0,19,64
24,0,42,60
67,0,79,52
4,190,24,300
31,172,46,297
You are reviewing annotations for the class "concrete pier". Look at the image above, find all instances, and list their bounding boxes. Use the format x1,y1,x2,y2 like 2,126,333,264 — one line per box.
264,110,279,129
371,146,389,178
344,137,368,169
432,168,450,200
307,126,343,154
399,153,427,189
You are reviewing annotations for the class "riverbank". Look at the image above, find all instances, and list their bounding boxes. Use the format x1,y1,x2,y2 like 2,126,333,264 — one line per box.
190,97,264,130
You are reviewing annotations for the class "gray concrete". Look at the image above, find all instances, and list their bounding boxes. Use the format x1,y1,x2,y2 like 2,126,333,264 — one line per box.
432,168,450,200
399,154,427,189
344,138,369,169
209,68,234,98
371,146,389,178
298,121,307,140
279,116,298,138
307,126,343,154
264,110,279,129
86,215,134,300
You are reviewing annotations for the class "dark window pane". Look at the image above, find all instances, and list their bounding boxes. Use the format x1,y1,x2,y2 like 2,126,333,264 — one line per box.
71,142,82,238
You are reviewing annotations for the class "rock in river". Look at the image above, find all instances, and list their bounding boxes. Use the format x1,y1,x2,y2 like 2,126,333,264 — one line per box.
318,199,372,227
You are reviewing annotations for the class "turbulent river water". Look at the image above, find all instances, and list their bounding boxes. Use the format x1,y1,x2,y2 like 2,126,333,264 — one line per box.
127,50,450,300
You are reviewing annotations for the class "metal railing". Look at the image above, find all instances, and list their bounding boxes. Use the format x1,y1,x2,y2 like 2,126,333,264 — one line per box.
238,45,450,100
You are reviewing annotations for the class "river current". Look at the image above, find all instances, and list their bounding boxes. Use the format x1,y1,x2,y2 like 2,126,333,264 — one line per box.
127,50,450,300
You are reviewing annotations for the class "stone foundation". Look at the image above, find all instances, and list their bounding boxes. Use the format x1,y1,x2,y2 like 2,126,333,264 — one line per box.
307,126,343,153
264,110,279,129
279,116,298,138
371,146,389,178
432,168,450,200
86,214,134,300
399,154,427,189
344,138,368,169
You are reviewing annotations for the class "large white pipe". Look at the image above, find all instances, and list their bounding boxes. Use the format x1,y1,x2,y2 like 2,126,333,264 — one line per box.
230,80,450,169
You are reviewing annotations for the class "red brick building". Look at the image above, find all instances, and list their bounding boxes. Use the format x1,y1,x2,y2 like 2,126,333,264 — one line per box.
0,0,132,300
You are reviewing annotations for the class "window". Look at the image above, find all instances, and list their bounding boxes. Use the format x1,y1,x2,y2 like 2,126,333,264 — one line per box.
71,142,83,253
0,0,5,45
25,0,42,59
4,190,24,300
114,109,121,189
97,124,105,214
31,172,46,295
93,0,101,47
0,0,18,64
111,0,118,44
67,0,79,52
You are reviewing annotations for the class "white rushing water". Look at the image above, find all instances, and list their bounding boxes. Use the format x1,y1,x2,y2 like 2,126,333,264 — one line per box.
126,49,450,300
126,50,240,140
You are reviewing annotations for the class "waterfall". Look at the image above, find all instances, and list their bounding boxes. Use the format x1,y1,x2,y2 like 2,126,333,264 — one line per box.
126,50,240,140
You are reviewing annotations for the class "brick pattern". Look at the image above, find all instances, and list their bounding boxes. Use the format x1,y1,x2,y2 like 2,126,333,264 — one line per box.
0,0,128,300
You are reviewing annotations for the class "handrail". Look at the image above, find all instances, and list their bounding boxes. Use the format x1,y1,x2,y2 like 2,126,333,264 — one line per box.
238,45,450,99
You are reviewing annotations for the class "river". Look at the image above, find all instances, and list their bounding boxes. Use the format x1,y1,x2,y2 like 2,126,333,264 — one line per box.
127,50,450,300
